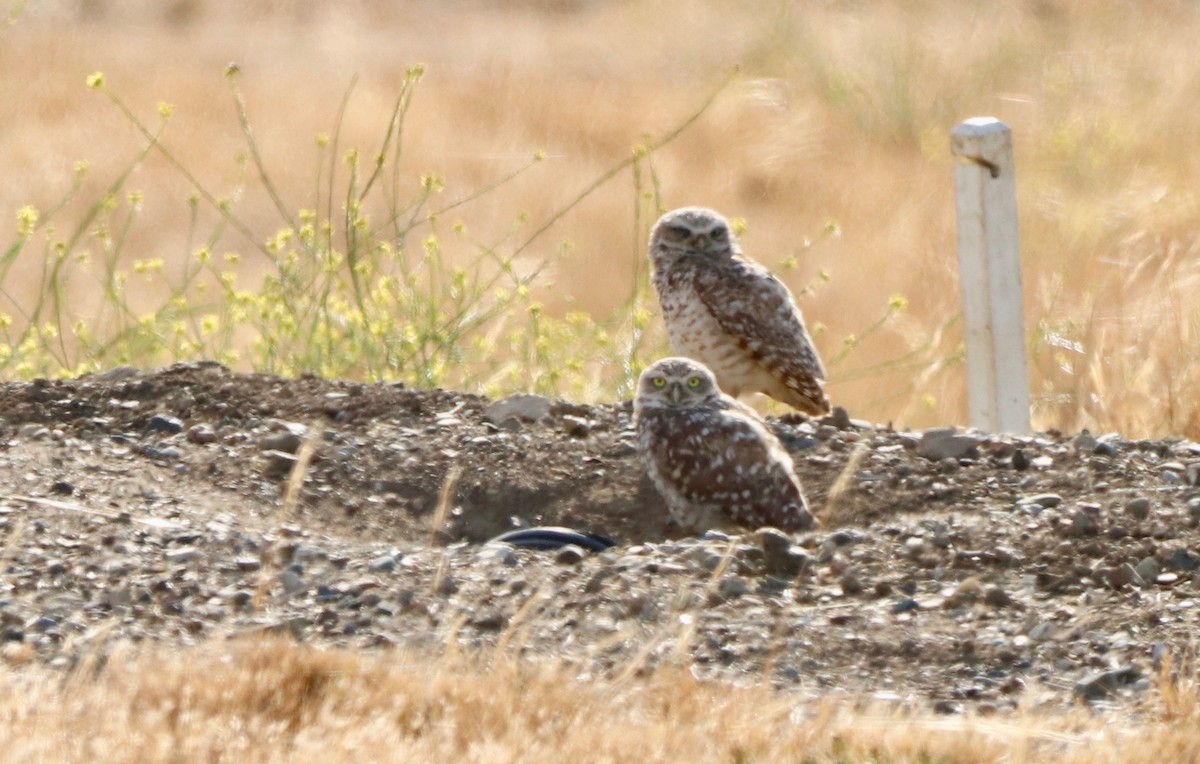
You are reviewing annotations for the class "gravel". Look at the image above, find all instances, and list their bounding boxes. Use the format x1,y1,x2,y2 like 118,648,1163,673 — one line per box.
1,362,1200,715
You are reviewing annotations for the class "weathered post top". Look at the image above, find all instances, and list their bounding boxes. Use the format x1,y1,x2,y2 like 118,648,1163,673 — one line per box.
951,118,1012,178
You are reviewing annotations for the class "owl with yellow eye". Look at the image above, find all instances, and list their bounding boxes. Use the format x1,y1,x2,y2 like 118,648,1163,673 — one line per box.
633,356,816,533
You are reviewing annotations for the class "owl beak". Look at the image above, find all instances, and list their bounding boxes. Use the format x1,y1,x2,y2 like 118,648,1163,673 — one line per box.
667,382,684,406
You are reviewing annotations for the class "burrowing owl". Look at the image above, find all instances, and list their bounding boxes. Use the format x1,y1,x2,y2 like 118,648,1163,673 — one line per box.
634,357,816,533
648,207,830,416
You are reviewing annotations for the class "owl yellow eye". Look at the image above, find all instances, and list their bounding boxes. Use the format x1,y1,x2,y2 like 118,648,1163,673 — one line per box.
687,376,702,388
652,377,667,388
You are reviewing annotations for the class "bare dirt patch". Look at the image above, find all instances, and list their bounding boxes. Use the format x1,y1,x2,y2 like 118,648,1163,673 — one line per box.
2,363,1199,715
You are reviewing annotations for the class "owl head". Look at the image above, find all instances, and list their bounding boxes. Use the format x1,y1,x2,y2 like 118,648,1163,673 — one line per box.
635,357,722,409
648,207,739,263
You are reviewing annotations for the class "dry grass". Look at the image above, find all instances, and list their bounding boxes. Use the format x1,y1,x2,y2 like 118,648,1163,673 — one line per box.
0,637,1198,763
6,1,1200,434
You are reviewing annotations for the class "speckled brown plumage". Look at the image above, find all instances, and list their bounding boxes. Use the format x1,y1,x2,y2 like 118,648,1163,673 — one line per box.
648,207,830,416
634,357,816,533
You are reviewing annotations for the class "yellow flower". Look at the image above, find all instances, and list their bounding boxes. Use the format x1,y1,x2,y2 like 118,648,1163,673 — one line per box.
86,72,104,89
156,102,174,119
16,205,38,236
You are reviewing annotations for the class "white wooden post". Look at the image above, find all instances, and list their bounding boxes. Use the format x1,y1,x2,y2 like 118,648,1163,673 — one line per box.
950,117,1031,434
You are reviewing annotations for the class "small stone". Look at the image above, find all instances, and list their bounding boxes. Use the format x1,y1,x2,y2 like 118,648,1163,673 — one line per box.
1135,557,1161,583
469,610,508,631
1028,622,1055,641
1023,493,1063,509
555,544,586,565
278,569,307,596
840,573,864,596
483,394,551,425
261,432,303,454
30,616,57,632
262,450,298,479
477,543,519,567
560,416,591,438
1107,563,1139,589
1011,448,1030,470
917,428,983,461
826,406,852,430
1168,549,1199,571
1125,497,1152,520
186,424,218,445
369,554,398,573
983,587,1014,608
891,598,920,615
1066,510,1100,537
689,548,726,573
146,414,184,435
717,577,749,599
164,547,200,564
102,586,131,608
759,528,809,576
904,536,927,557
932,699,962,715
757,527,791,558
1073,430,1098,451
292,545,327,563
1075,667,1139,701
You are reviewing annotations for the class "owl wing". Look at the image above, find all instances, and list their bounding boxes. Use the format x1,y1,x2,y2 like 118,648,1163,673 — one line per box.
693,259,828,409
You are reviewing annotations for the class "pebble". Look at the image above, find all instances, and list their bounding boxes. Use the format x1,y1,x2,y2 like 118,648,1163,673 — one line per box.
262,450,298,479
555,545,587,565
370,554,399,573
1124,497,1152,520
976,587,1008,609
164,547,201,564
1022,493,1063,509
1168,549,1199,571
717,577,749,599
278,569,307,596
891,598,920,615
757,529,808,577
1074,667,1140,701
483,394,550,426
186,424,218,445
917,428,983,461
1028,622,1055,641
476,543,519,567
1134,557,1161,583
1108,563,1139,589
146,414,184,435
261,432,303,454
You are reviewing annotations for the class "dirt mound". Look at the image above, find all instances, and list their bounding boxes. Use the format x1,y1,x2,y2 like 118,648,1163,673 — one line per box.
1,363,1199,714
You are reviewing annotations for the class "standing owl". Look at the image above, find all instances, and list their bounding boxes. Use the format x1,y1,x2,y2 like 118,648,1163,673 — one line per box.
648,207,830,416
634,357,816,533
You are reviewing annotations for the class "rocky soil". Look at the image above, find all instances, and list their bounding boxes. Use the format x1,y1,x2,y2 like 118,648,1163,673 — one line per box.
2,362,1200,715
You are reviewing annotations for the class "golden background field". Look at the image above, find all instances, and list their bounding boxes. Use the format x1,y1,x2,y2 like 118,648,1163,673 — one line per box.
5,0,1200,436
